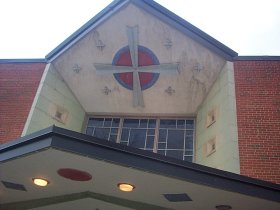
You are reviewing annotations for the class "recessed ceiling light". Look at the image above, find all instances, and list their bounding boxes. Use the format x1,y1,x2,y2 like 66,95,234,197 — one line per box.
216,205,232,210
32,178,49,187
118,183,135,192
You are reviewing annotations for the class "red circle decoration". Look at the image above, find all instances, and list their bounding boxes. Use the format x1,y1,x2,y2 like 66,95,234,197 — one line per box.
113,45,160,90
57,168,92,181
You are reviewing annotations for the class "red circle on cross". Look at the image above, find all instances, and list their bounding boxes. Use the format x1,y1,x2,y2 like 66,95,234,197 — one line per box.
113,45,160,90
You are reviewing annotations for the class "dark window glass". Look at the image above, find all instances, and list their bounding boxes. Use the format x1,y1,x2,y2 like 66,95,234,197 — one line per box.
87,119,95,127
167,130,184,149
158,142,166,149
140,119,148,128
120,128,129,141
129,129,146,148
111,128,118,135
185,150,193,156
112,118,120,127
146,136,154,149
123,119,139,128
109,134,117,142
185,130,193,136
145,149,153,152
166,150,183,160
185,135,193,141
160,119,176,128
159,129,167,142
104,118,112,127
185,120,194,129
94,128,110,140
157,150,166,156
148,119,156,128
147,129,155,135
184,156,193,162
86,117,194,162
177,120,185,128
86,127,94,135
120,141,128,145
185,139,193,149
89,118,104,127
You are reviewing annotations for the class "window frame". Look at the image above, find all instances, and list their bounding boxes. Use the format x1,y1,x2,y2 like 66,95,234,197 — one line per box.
84,115,196,162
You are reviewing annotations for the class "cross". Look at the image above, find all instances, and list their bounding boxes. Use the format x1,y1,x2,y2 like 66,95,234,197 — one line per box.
95,25,179,107
72,64,82,74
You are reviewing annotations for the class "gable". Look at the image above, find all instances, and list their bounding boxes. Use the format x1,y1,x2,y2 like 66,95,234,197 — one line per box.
48,0,236,115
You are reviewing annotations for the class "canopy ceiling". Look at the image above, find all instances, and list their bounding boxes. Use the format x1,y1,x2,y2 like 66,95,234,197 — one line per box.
1,126,279,210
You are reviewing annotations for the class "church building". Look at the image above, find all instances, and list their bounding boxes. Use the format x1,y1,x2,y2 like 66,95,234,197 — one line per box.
0,0,279,209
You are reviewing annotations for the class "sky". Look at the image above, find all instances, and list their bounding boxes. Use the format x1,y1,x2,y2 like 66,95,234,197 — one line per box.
0,0,280,59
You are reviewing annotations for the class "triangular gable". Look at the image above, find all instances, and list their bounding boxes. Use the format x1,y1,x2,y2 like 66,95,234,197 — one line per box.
41,0,237,114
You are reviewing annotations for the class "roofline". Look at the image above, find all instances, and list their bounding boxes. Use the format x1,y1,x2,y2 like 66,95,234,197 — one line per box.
45,0,237,62
45,0,128,61
1,126,280,203
0,59,46,63
234,56,280,61
137,0,237,60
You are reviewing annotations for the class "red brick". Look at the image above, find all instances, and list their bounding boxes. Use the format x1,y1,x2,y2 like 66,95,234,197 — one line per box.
0,62,45,143
234,60,280,184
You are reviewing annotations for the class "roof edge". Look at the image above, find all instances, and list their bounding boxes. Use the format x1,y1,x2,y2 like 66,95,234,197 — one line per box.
45,0,126,61
234,56,280,61
139,0,238,59
0,59,46,63
51,126,280,193
2,125,280,194
45,0,238,62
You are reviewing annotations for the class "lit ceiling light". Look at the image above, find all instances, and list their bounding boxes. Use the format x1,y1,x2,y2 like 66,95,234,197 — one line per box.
118,183,135,192
32,178,49,187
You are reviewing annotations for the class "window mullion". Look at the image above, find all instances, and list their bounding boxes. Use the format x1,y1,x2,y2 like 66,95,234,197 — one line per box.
153,118,160,153
116,118,123,143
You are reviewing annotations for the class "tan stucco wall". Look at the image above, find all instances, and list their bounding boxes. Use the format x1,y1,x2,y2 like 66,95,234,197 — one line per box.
22,64,85,136
53,3,225,116
195,62,240,174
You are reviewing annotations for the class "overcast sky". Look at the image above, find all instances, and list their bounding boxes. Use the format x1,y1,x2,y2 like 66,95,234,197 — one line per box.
1,0,280,58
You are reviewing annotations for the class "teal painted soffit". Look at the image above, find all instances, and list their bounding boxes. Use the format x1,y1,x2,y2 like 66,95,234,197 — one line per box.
0,191,173,210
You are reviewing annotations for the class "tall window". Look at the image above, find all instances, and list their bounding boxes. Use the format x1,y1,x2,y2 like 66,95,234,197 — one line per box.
86,117,195,162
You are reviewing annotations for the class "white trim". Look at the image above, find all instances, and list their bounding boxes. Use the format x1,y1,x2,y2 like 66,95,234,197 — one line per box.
21,64,51,136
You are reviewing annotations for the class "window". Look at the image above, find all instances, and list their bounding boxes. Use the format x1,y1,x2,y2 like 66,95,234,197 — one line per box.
86,117,195,162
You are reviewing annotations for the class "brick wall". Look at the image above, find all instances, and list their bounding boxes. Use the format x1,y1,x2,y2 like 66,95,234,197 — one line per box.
0,62,45,143
234,59,280,184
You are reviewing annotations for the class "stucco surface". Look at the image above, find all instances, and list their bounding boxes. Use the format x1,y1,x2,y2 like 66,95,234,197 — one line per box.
53,3,225,115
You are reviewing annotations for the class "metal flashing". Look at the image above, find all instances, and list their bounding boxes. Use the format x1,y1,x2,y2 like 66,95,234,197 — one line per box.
234,56,280,61
0,59,46,63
